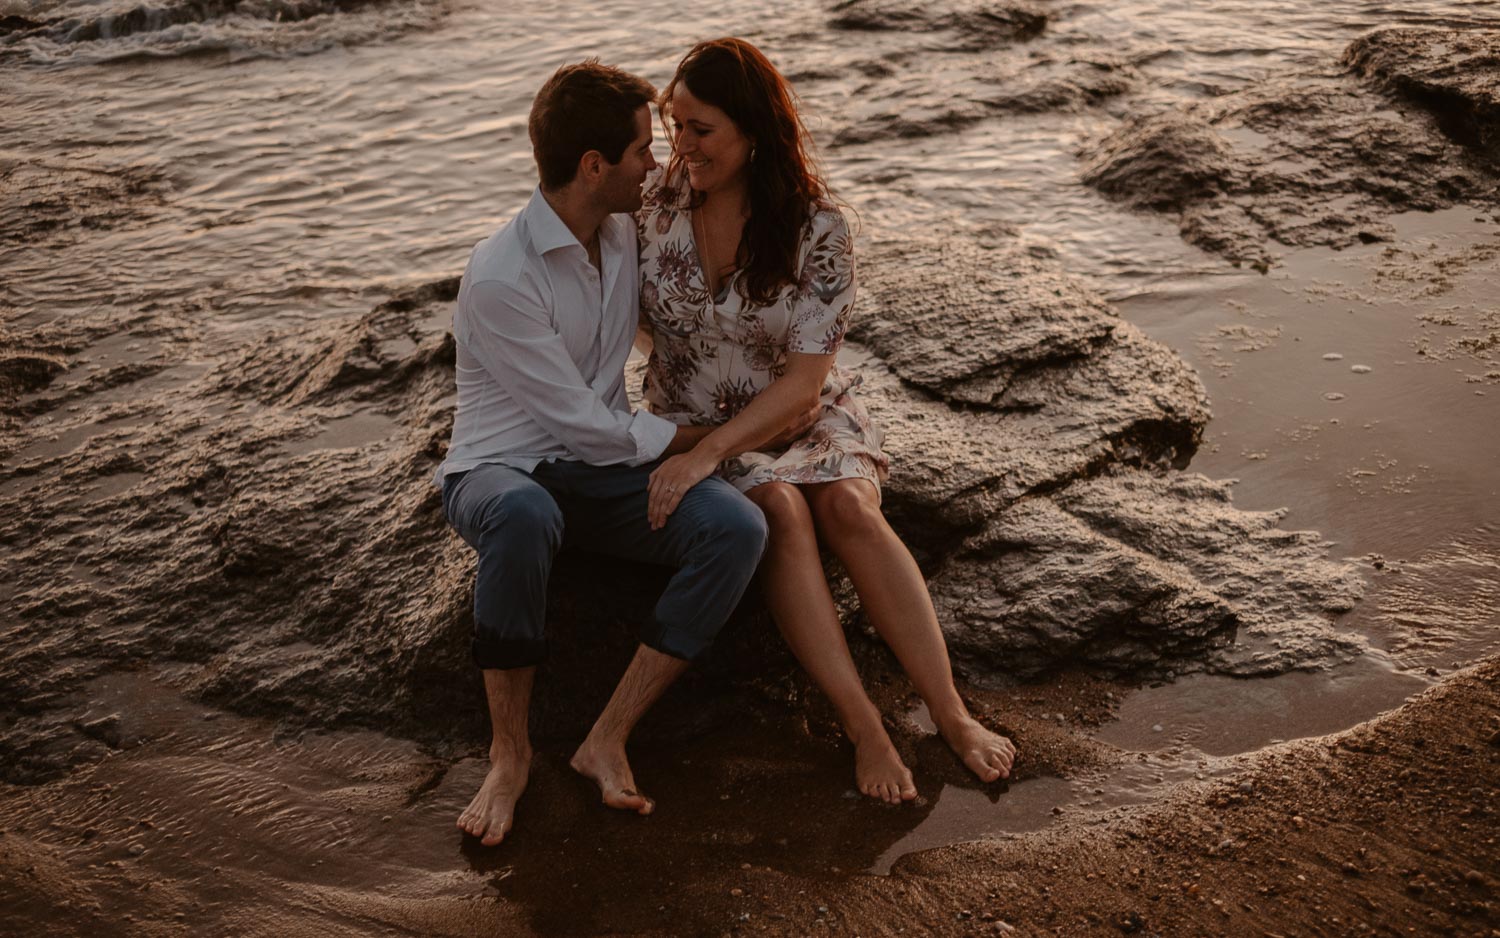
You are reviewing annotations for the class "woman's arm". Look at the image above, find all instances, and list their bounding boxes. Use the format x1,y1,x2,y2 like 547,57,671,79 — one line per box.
645,351,833,529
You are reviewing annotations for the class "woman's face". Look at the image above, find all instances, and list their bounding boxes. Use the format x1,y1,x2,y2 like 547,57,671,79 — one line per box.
668,81,752,196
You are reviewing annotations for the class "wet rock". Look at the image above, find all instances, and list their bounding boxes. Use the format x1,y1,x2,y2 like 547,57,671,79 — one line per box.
1344,27,1500,157
849,228,1361,680
929,486,1238,678
0,353,67,400
0,220,1364,780
1080,112,1235,214
852,231,1207,539
1081,28,1500,264
828,0,1046,51
833,51,1135,146
75,714,123,750
852,233,1116,405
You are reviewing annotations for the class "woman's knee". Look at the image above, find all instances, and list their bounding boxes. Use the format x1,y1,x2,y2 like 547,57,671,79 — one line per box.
810,480,885,539
748,482,812,530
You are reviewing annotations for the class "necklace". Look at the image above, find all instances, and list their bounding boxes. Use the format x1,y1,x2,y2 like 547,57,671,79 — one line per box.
690,202,746,417
691,204,745,306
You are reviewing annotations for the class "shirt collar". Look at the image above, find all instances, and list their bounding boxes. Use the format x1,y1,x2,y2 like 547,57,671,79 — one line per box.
524,186,627,256
524,187,581,256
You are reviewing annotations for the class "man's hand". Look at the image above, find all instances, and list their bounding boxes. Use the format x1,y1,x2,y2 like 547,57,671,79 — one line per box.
763,401,822,451
647,449,720,531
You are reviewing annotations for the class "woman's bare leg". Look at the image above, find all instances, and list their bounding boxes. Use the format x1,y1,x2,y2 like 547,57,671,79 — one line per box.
746,482,916,804
804,479,1017,783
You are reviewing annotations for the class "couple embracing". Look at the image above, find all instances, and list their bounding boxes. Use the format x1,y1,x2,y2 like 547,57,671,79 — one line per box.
436,38,1017,846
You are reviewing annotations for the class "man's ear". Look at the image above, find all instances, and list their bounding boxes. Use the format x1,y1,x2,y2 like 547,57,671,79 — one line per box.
578,150,605,183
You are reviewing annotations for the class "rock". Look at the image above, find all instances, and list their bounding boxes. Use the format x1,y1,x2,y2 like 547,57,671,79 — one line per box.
1081,28,1500,263
0,218,1365,780
75,714,124,750
1081,112,1235,215
1344,27,1500,158
0,353,67,400
1351,364,1372,373
1323,353,1345,361
833,50,1134,147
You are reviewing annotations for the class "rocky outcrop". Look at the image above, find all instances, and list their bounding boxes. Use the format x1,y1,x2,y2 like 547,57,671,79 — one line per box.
852,231,1362,680
0,217,1364,784
1080,28,1500,265
1344,27,1500,157
832,50,1134,146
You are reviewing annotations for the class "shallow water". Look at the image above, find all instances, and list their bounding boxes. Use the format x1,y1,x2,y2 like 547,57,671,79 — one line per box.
4,0,1499,926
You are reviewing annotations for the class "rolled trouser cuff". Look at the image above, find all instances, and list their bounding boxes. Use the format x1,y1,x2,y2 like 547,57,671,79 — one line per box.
471,635,547,670
639,624,702,664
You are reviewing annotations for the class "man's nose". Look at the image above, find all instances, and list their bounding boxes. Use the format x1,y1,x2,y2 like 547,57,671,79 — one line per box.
645,148,658,170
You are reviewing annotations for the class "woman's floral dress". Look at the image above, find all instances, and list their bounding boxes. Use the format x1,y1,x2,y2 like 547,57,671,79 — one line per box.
636,168,889,494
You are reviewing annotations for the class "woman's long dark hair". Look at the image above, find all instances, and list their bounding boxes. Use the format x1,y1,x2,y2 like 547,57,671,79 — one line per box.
661,38,832,306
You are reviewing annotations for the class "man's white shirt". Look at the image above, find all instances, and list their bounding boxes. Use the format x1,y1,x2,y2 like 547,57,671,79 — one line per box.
435,187,677,482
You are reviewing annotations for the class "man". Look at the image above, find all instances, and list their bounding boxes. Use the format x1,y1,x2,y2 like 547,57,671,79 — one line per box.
436,61,769,846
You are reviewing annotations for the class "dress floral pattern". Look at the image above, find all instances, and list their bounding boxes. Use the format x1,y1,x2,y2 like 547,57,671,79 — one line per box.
636,167,889,494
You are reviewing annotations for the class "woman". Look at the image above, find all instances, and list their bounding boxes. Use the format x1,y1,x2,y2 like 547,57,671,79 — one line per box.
637,38,1017,804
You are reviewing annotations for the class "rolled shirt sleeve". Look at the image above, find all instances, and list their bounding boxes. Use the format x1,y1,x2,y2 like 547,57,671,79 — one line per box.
458,279,676,466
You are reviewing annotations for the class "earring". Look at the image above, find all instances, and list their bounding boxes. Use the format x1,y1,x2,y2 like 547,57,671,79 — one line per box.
750,145,757,163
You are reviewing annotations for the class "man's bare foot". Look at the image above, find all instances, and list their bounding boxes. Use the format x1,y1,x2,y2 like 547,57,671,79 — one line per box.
570,738,654,815
456,742,531,846
851,726,918,805
940,716,1017,783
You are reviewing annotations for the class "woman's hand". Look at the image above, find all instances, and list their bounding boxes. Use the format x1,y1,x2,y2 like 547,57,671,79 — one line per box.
647,448,722,531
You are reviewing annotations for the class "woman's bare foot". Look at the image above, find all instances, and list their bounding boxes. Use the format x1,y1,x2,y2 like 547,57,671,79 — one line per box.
940,715,1017,783
457,742,532,846
570,737,654,815
850,724,918,805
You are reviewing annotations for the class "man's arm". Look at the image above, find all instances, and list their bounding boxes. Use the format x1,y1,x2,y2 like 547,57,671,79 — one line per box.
459,279,677,466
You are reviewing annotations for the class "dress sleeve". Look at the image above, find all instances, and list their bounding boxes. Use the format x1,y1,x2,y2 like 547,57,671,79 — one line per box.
785,207,856,356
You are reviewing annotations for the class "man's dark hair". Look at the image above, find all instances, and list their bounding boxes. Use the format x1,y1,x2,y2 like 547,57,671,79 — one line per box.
529,60,656,191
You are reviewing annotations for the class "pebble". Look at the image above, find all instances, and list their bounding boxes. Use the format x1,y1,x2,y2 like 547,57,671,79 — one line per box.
1237,781,1254,794
1324,392,1346,401
127,843,146,857
730,888,744,897
1322,353,1344,361
1151,724,1164,733
1351,365,1372,374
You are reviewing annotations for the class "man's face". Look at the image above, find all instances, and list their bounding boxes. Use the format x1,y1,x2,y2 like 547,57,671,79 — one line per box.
601,106,657,213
